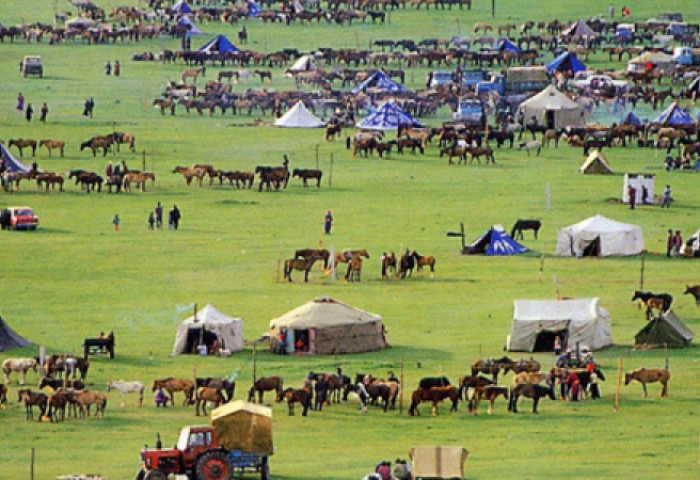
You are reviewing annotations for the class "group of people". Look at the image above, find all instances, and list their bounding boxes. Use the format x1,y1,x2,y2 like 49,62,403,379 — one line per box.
16,93,48,123
113,202,182,231
365,459,411,480
627,183,673,210
666,229,684,257
105,60,121,76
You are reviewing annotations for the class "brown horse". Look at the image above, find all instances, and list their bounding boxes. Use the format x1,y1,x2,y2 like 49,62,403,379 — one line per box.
381,251,396,278
0,383,6,408
510,358,541,374
35,172,64,192
294,248,330,271
195,387,225,416
458,374,494,402
408,386,460,416
292,169,322,188
80,136,113,157
625,368,670,397
345,256,362,282
8,138,37,157
151,378,195,406
284,255,321,282
276,387,312,416
76,389,108,418
39,139,65,157
181,66,206,83
173,166,207,186
248,376,283,403
122,172,155,192
18,389,48,420
685,285,700,307
112,132,136,152
470,356,514,383
334,249,370,267
411,250,435,277
469,385,509,415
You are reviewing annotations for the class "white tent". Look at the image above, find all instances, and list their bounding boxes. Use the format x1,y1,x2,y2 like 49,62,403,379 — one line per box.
274,101,325,128
173,304,243,354
516,84,587,130
555,214,645,257
681,227,700,257
627,51,675,74
288,54,318,73
508,298,613,352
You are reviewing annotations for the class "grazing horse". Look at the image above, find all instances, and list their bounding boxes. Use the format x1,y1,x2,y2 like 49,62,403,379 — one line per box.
325,123,342,141
8,138,37,157
39,139,66,157
18,389,48,420
631,291,673,320
173,166,207,186
411,250,435,277
122,172,155,192
151,378,195,406
181,66,206,83
196,377,236,402
195,387,226,416
80,136,112,156
276,387,312,416
107,380,144,407
684,285,700,307
408,386,460,416
510,219,541,240
381,251,396,278
76,389,108,418
469,385,509,415
508,383,555,413
345,256,363,282
284,255,322,282
397,250,415,279
2,358,38,385
248,376,283,403
625,368,670,398
292,169,322,188
39,378,85,391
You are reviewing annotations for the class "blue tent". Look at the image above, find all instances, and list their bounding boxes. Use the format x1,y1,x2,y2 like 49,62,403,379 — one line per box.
495,38,521,54
0,143,30,173
464,225,528,255
171,0,192,14
620,111,643,126
248,1,260,17
356,101,423,131
177,16,204,35
653,102,696,127
546,51,586,75
199,34,239,54
351,71,407,95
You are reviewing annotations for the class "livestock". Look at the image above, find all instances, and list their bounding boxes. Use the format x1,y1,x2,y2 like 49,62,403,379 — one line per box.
381,251,396,278
38,378,86,391
80,136,113,156
510,219,541,240
122,172,155,192
292,168,322,188
195,386,226,416
397,250,415,279
196,377,236,402
284,255,322,282
408,386,460,416
248,376,283,403
151,378,195,406
35,172,64,192
17,389,48,420
180,66,206,83
8,138,37,157
76,389,108,418
625,368,670,397
39,139,65,157
2,358,38,385
684,285,700,307
173,166,207,186
518,140,541,156
631,290,673,320
106,380,144,407
468,385,509,415
508,383,555,413
276,387,312,416
411,250,435,276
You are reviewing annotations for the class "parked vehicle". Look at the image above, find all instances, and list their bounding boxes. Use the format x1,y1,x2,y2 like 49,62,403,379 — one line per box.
452,98,486,127
672,47,700,66
0,206,39,230
21,56,43,78
476,67,550,96
570,74,629,92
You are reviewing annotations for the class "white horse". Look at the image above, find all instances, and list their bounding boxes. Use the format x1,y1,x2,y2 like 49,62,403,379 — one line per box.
106,380,144,407
2,358,38,385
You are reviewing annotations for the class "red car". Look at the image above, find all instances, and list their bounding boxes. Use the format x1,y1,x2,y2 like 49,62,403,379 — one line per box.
0,206,39,230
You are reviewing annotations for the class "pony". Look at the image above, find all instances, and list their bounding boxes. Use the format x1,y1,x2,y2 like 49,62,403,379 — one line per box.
107,380,144,407
397,251,415,279
195,387,225,416
294,248,330,271
625,368,670,397
46,390,80,422
122,172,155,192
248,376,283,403
458,374,494,403
507,383,556,413
173,166,207,186
408,386,460,416
43,354,89,380
276,387,312,416
284,255,321,282
381,251,396,279
325,123,342,141
631,291,674,320
151,378,195,406
345,256,363,282
80,136,113,156
684,285,700,307
76,389,108,418
196,377,236,402
468,385,509,415
308,372,345,404
76,172,104,193
39,139,65,157
359,382,391,412
418,376,451,389
39,378,85,391
181,66,206,84
510,219,541,240
2,357,38,385
411,250,435,277
17,389,48,420
8,138,37,157
292,169,322,188
470,356,514,383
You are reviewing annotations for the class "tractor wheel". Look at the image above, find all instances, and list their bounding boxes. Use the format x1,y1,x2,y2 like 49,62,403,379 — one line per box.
134,469,146,480
196,450,233,480
260,456,270,480
144,469,167,480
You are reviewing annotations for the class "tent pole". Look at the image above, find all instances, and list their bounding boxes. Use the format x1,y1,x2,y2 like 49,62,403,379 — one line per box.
614,356,622,412
399,358,404,415
252,340,257,387
639,254,645,291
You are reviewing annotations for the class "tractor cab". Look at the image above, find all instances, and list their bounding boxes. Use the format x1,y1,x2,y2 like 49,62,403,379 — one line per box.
140,426,220,478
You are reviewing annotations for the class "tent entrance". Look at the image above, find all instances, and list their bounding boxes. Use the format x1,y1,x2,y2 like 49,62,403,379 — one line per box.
545,110,555,129
533,328,568,352
292,329,310,353
185,327,219,354
581,236,601,257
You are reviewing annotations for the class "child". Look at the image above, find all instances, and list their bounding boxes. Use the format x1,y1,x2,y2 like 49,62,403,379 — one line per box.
113,214,120,231
148,211,155,230
155,387,168,407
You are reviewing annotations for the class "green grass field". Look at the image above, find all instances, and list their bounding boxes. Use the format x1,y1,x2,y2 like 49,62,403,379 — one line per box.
1,1,699,479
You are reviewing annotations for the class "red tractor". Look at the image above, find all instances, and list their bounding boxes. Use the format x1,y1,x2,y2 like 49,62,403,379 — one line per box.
137,402,272,480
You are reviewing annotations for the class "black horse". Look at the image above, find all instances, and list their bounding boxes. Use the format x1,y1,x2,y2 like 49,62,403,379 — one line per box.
418,376,451,390
631,290,673,319
510,219,541,240
397,250,415,279
508,383,556,413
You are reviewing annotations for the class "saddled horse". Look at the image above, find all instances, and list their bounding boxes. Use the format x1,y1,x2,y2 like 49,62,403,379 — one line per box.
625,368,670,398
151,378,195,406
76,389,108,418
510,358,541,374
470,356,514,383
408,386,460,416
411,250,435,277
276,387,312,416
39,139,66,157
512,371,547,385
8,138,37,157
685,285,700,307
334,249,370,268
294,248,330,271
292,168,322,188
510,219,541,240
195,387,226,416
381,251,396,278
173,165,207,186
469,385,509,415
508,383,556,413
2,357,38,385
196,377,236,402
458,374,494,403
107,380,144,407
284,255,322,282
248,376,283,403
631,290,673,320
181,66,206,84
18,389,48,420
122,172,155,192
80,136,113,156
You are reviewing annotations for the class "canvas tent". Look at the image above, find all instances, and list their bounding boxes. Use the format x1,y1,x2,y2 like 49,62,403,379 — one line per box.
177,16,204,35
508,298,613,352
198,34,239,54
356,101,423,131
351,71,408,95
627,51,675,74
410,446,468,480
211,401,273,455
172,304,243,355
635,310,694,348
0,143,31,172
274,101,325,128
0,314,32,352
546,51,587,75
681,226,700,257
515,85,587,130
579,150,613,174
562,19,597,39
288,54,318,73
555,214,644,257
652,102,697,127
463,225,527,255
267,297,386,355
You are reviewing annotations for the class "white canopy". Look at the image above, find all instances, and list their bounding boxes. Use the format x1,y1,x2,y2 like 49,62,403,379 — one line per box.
172,304,243,354
288,55,318,73
555,214,644,257
274,101,325,128
516,84,586,129
508,298,613,352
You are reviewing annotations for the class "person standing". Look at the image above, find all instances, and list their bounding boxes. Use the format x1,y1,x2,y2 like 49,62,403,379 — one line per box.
113,214,120,231
83,97,95,118
324,210,333,234
114,60,121,77
170,205,181,230
666,229,674,257
148,211,155,230
672,230,683,257
608,4,614,17
105,61,112,75
25,103,33,122
40,103,48,123
16,93,25,111
661,184,671,208
553,335,562,355
155,201,163,228
628,184,636,209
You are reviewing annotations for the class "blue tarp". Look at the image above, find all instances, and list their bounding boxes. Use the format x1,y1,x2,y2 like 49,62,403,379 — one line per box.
248,1,260,17
198,34,239,53
356,101,423,131
0,143,30,173
495,38,521,53
546,51,586,75
171,0,192,14
465,225,528,255
177,16,204,35
653,102,696,126
620,111,643,126
351,71,407,95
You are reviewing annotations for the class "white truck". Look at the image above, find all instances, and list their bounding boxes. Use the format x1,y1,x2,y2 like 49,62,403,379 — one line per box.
672,47,700,66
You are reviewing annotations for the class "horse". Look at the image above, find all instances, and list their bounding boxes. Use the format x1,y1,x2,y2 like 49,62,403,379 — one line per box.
292,169,322,188
511,358,541,374
35,172,64,192
195,387,226,416
196,377,236,402
470,356,514,383
122,172,155,192
151,378,195,406
8,138,37,157
510,219,541,240
469,385,509,415
411,250,435,277
381,251,396,278
2,358,38,385
458,374,494,403
418,376,451,390
76,172,104,193
408,386,460,416
46,390,79,422
325,123,342,141
39,139,65,157
173,165,207,186
0,383,6,408
631,291,674,320
17,389,48,420
334,249,370,267
517,140,541,156
684,285,700,307
110,132,136,152
508,383,555,413
512,371,546,385
309,372,345,404
284,255,322,282
43,354,89,380
276,387,312,416
248,376,283,403
76,389,108,418
397,251,415,279
625,368,670,397
181,66,206,84
39,378,86,391
106,380,144,407
345,256,363,282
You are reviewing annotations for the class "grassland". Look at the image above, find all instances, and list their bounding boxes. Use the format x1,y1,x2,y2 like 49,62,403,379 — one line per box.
1,1,699,479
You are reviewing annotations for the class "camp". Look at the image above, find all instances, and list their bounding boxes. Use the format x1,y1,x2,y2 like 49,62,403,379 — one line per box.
634,310,694,348
274,101,325,128
555,215,645,257
198,34,239,54
463,225,527,255
515,85,587,130
507,298,613,352
267,297,386,355
627,51,675,75
0,143,31,173
546,51,587,76
351,71,408,95
651,101,697,128
356,101,423,131
579,150,613,175
0,313,31,352
172,304,243,355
